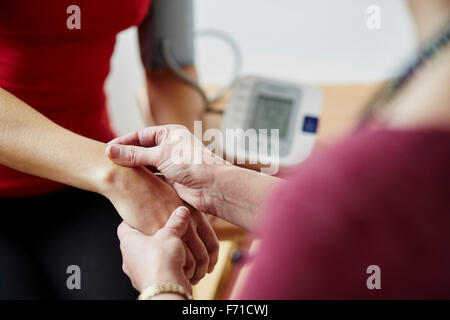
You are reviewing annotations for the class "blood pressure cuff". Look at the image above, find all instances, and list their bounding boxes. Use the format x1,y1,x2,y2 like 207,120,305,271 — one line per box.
138,0,194,71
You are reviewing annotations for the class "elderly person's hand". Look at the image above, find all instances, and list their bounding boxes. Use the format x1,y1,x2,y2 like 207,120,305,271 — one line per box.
106,124,279,231
106,125,229,214
118,206,192,298
106,126,220,283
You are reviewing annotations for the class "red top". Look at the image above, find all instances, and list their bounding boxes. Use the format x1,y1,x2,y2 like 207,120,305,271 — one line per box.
241,128,450,299
0,0,151,196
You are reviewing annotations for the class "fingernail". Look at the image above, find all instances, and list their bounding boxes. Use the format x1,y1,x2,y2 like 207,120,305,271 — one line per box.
108,145,121,158
175,206,189,218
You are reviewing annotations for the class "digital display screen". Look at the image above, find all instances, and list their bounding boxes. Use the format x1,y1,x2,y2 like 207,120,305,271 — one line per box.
251,95,293,138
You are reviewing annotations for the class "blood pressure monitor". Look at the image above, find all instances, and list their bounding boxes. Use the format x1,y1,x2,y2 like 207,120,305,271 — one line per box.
221,76,322,167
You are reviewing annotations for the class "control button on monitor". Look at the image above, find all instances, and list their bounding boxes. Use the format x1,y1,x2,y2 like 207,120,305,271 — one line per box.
302,116,318,133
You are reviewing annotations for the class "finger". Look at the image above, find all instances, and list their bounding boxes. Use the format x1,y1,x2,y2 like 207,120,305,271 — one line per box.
105,144,161,167
195,213,220,273
108,131,142,147
183,242,196,280
117,221,140,241
108,126,168,147
163,206,191,238
183,223,209,284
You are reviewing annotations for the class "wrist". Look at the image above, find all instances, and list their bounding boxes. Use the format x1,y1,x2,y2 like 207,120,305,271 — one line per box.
94,161,130,198
149,293,187,300
139,282,192,300
140,268,192,297
203,164,237,215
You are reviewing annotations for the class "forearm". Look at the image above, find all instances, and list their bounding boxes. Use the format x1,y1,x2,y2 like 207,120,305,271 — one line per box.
0,88,182,233
207,165,281,230
147,65,204,131
0,87,117,193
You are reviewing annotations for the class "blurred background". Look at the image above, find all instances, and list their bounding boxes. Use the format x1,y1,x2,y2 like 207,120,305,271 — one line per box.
105,0,417,135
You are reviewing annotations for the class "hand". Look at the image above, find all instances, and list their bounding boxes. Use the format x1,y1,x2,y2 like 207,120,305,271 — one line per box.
102,164,219,282
117,206,192,296
106,125,229,214
102,164,183,235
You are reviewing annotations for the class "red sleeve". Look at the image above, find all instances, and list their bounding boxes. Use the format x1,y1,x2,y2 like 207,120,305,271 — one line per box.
239,129,450,299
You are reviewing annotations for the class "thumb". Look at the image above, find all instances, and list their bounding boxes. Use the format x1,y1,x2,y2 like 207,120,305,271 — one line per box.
163,206,191,238
105,144,160,167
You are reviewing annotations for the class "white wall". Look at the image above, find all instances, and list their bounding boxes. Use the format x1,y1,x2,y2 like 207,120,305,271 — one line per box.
105,0,417,135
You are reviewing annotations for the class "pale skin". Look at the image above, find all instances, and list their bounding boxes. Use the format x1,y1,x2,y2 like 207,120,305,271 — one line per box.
118,206,193,300
0,64,218,283
113,0,450,299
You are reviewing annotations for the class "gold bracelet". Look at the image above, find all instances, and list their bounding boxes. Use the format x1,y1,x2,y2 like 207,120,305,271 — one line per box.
138,283,193,300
